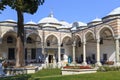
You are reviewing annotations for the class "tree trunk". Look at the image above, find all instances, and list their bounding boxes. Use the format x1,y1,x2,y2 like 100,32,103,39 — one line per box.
16,9,25,67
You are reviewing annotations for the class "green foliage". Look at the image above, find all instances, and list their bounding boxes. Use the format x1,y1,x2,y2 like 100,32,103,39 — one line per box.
0,74,31,80
0,0,45,14
97,66,120,72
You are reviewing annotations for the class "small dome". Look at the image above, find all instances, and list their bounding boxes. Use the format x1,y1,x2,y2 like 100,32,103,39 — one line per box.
26,20,36,24
38,12,59,24
77,22,87,26
108,7,120,15
72,22,87,27
71,27,77,30
92,18,102,22
59,20,71,28
5,19,16,22
38,17,59,24
43,23,54,27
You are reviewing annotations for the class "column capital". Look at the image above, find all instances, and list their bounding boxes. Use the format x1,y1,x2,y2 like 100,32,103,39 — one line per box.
83,41,86,45
58,43,61,46
96,39,100,43
72,41,76,46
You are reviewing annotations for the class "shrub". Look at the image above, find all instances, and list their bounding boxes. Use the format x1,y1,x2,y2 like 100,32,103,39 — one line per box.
97,66,120,72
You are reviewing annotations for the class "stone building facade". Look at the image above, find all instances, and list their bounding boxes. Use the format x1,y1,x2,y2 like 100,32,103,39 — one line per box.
0,7,120,66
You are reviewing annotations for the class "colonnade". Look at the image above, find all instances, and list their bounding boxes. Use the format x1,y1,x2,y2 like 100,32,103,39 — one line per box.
56,37,120,66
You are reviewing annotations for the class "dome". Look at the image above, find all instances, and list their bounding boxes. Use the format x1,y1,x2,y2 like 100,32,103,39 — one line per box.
26,20,36,25
43,23,54,27
92,18,102,22
77,22,87,26
38,17,59,24
108,7,120,15
71,27,77,30
59,20,71,28
38,12,59,24
72,22,87,27
5,19,16,22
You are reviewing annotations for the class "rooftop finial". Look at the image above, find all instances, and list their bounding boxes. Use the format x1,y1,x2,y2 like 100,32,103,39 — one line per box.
48,9,54,17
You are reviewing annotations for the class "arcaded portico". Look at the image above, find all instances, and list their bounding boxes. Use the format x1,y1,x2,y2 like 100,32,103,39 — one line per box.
0,7,120,67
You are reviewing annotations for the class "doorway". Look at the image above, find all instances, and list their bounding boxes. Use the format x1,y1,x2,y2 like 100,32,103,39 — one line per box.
8,48,15,60
48,55,53,63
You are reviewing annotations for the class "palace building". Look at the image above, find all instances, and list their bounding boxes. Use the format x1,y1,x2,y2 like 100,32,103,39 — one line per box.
0,7,120,67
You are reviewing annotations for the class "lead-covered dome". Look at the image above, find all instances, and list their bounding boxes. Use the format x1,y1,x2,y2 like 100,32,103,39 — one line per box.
59,20,71,28
38,12,59,24
92,18,102,22
5,19,16,22
108,7,120,15
72,22,87,27
26,20,37,25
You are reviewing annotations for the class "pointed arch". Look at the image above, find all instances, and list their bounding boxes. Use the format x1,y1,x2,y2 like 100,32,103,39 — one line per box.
45,33,58,42
45,34,58,46
84,30,95,42
97,25,114,39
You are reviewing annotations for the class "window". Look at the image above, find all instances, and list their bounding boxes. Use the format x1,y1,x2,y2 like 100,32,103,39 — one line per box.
61,54,64,60
25,48,27,60
103,54,107,61
100,38,103,44
8,48,15,60
78,41,81,47
27,37,32,43
92,54,95,60
31,48,36,59
7,36,13,43
47,40,50,46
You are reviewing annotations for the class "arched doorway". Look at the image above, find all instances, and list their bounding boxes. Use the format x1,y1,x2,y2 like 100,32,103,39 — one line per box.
85,31,95,64
45,35,58,64
26,33,41,63
1,31,17,63
99,27,114,64
62,36,72,64
74,35,82,63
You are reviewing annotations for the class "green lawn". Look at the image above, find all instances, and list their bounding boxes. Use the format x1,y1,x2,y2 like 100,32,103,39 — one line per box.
1,68,120,80
32,70,120,80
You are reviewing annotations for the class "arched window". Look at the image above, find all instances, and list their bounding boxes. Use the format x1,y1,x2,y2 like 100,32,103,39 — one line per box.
47,40,50,46
8,48,15,60
27,37,32,43
7,36,13,43
78,41,81,47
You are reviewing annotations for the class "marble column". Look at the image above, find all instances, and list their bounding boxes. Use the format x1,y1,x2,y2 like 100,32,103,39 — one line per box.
82,42,87,65
95,39,102,66
58,43,61,67
58,43,61,62
72,41,76,64
115,38,120,65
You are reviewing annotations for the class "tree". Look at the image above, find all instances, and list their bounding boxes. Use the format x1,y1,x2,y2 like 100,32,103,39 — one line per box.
0,0,45,67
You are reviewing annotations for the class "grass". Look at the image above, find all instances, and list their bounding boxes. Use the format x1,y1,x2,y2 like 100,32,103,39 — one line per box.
31,68,61,77
33,71,120,80
1,68,120,80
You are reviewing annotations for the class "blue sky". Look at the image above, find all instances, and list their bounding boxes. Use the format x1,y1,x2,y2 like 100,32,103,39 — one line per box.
0,0,120,24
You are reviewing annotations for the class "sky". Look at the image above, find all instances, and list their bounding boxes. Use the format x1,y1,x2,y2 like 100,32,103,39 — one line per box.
0,0,120,24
